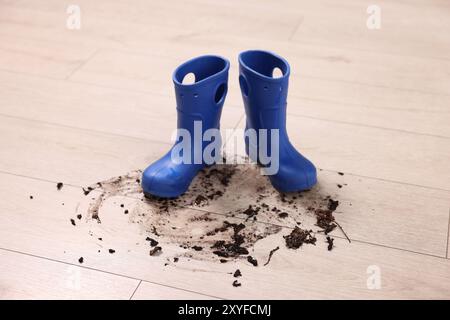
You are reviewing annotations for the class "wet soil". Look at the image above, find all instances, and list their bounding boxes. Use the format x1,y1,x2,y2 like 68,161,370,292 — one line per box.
284,227,317,249
74,160,348,274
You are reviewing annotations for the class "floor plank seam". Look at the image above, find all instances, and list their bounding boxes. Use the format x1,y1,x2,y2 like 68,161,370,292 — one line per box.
3,65,448,117
222,113,246,149
288,113,450,139
129,280,142,300
64,48,102,81
3,45,450,99
0,67,63,81
1,167,447,260
0,113,173,145
2,5,450,63
446,208,450,259
3,66,450,123
82,46,450,97
288,16,303,41
2,104,448,147
297,74,450,98
140,280,224,300
293,95,450,113
98,39,450,72
1,147,450,196
316,169,450,193
0,247,222,300
2,74,449,140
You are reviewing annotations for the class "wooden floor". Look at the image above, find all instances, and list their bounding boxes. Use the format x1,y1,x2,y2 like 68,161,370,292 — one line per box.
0,0,449,299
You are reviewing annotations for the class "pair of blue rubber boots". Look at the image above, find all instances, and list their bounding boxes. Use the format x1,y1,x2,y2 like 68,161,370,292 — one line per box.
142,50,317,198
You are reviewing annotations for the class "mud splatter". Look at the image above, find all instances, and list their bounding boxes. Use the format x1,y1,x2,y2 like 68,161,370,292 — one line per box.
78,160,347,264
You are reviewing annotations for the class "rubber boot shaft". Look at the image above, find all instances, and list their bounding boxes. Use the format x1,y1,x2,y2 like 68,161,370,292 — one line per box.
238,50,317,192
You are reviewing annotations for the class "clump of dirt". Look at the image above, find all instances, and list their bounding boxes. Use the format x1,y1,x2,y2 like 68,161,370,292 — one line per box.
247,255,258,267
193,195,208,206
57,182,64,190
311,197,339,234
242,205,260,220
315,209,337,234
232,280,241,287
284,227,317,249
278,212,288,219
264,246,280,266
327,198,339,212
150,246,162,256
146,237,159,247
210,222,249,258
83,186,94,196
326,236,334,251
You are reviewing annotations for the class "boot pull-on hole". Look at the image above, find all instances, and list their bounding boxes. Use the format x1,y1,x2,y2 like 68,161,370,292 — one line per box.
272,67,283,78
214,83,227,104
182,72,196,84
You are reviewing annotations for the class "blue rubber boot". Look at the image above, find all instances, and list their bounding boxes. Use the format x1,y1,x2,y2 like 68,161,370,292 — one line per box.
142,55,230,198
238,50,317,192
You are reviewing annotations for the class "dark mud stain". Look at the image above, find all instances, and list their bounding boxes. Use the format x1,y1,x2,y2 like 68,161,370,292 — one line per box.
78,161,347,265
